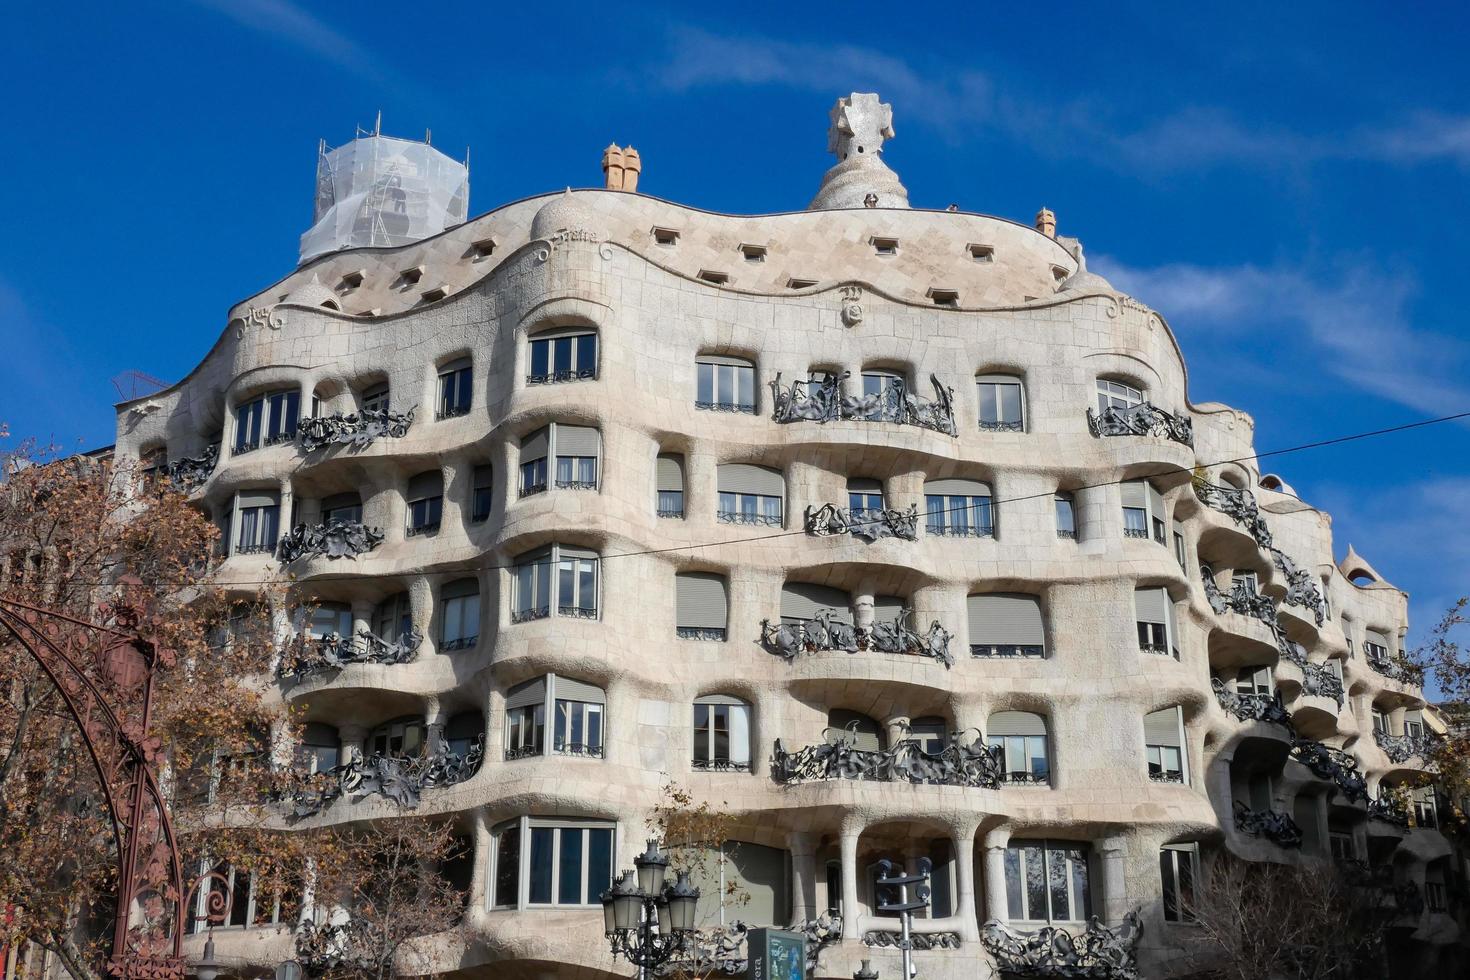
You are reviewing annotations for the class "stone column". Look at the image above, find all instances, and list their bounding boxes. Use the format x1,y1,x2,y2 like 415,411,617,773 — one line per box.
981,828,1011,922
788,831,817,924
840,821,863,940
339,723,367,764
853,591,875,631
884,715,911,749
424,697,445,756
351,598,374,639
467,810,490,923
952,822,981,941
1099,836,1128,926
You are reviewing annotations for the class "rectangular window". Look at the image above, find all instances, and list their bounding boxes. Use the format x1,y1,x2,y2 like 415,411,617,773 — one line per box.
264,391,300,445
557,555,599,618
1004,842,1091,922
1159,844,1199,923
657,489,684,518
1174,531,1186,568
407,494,443,536
1123,507,1149,538
1055,494,1076,539
521,823,614,907
322,497,361,524
1138,621,1169,656
441,591,480,650
925,494,994,537
514,555,553,622
1147,745,1184,782
361,383,390,414
529,333,597,384
554,700,604,757
693,701,751,770
553,454,598,490
696,359,757,413
506,704,545,759
1329,832,1355,862
438,363,472,419
233,398,265,454
493,823,520,908
471,466,493,523
994,735,1050,784
717,491,783,527
977,379,1024,432
520,457,548,497
235,500,280,554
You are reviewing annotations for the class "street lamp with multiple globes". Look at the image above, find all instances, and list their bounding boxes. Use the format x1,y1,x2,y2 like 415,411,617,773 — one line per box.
601,839,701,977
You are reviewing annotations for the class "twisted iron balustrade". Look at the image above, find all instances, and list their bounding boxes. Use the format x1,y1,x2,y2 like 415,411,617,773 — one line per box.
980,909,1143,980
162,444,219,493
805,502,919,542
760,608,954,667
1211,678,1296,731
1289,739,1368,803
1300,660,1345,706
1364,645,1424,686
1367,794,1411,827
1086,401,1194,447
1374,727,1438,764
771,722,1002,788
276,520,384,563
664,916,841,976
275,627,422,681
290,735,484,817
1233,800,1304,847
768,371,958,436
296,407,414,453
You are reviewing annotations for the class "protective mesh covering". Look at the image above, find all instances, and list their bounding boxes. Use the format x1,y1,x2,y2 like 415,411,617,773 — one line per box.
299,134,469,264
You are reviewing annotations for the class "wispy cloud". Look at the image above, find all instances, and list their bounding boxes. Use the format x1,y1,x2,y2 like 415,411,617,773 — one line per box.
1093,256,1470,418
186,0,376,77
655,27,1470,170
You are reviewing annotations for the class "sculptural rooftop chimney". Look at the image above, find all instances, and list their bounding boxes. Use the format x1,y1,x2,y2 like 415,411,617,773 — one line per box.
808,92,910,210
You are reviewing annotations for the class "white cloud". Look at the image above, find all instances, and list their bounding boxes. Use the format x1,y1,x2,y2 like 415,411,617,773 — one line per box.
186,0,375,76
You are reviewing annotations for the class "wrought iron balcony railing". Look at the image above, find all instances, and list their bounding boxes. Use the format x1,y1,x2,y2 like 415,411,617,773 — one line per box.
404,519,440,538
162,443,219,492
554,478,598,491
511,606,550,624
1211,679,1295,732
676,627,726,642
656,506,685,519
768,371,958,436
276,520,384,563
927,522,994,538
667,916,842,979
864,931,962,950
519,481,548,497
1300,661,1345,706
440,634,477,651
1365,647,1424,686
526,367,596,385
290,735,484,817
771,723,1002,788
553,740,604,758
1374,727,1438,764
1367,794,1410,827
971,643,1045,659
1149,769,1185,784
978,419,1024,433
760,608,954,667
980,909,1143,980
276,627,422,681
1123,527,1150,539
1233,800,1304,848
718,510,783,527
805,503,918,542
436,404,470,421
505,743,541,761
690,757,752,773
297,407,415,453
1202,575,1278,625
1289,739,1368,803
234,541,276,555
695,399,757,414
558,605,599,620
1086,401,1194,447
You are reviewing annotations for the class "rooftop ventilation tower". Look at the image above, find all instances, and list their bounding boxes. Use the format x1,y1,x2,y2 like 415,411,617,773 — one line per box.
298,115,469,265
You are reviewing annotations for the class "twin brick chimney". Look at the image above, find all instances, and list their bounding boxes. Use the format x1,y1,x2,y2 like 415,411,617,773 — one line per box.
601,144,642,192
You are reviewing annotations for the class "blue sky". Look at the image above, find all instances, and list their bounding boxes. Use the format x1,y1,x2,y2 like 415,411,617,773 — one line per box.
2,1,1468,640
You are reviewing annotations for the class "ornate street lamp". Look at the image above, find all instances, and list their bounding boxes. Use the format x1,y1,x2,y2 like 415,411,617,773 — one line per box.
192,936,221,980
601,839,701,977
854,960,881,980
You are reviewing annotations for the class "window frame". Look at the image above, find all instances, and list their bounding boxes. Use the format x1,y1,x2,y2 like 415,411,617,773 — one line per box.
233,492,281,555
692,697,752,772
1096,378,1145,415
1159,843,1200,924
1054,493,1076,540
232,388,300,455
440,580,481,650
437,361,473,420
1003,840,1093,924
528,331,598,386
488,816,616,911
976,375,1026,432
925,491,994,538
695,356,758,414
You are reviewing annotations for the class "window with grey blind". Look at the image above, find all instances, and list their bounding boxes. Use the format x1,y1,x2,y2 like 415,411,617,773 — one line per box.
528,328,597,385
693,695,751,771
490,816,615,909
471,464,493,523
440,578,480,650
976,374,1026,432
1403,709,1425,740
924,477,993,537
968,594,1045,658
1144,707,1185,783
321,491,361,525
827,709,884,752
1055,493,1076,539
692,841,789,927
504,674,607,760
1134,587,1178,658
554,424,600,489
1364,629,1391,663
519,427,550,496
717,463,784,526
512,544,599,622
780,583,852,625
989,711,1050,784
437,357,472,419
406,470,443,536
696,355,757,413
908,715,946,755
676,572,729,640
233,490,280,555
872,594,906,627
1120,480,1166,543
657,454,685,518
444,711,484,761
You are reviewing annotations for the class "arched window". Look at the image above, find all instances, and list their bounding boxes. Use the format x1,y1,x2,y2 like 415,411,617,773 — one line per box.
528,327,598,385
367,715,427,759
512,544,600,622
827,709,884,752
976,374,1025,432
440,578,480,650
924,478,993,537
406,470,444,536
693,695,751,771
717,464,784,526
696,355,757,413
1144,707,1186,783
968,593,1045,658
1096,378,1144,414
676,572,729,641
657,454,686,518
988,711,1049,784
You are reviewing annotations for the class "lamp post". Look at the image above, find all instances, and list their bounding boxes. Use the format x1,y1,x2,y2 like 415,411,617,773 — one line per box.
874,857,932,980
601,839,701,979
853,960,881,980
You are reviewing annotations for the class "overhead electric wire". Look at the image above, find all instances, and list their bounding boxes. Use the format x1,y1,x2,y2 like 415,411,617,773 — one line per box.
214,407,1470,586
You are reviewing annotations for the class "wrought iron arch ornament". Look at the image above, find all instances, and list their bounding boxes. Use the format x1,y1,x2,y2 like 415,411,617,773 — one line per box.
0,592,188,979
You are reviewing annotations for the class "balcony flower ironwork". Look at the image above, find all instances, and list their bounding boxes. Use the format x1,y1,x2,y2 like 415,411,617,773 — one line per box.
1374,727,1437,765
297,407,415,453
1233,800,1304,848
1086,401,1194,447
980,909,1143,980
162,443,219,492
667,916,842,977
1367,793,1411,828
290,735,484,817
718,509,783,527
1289,739,1368,803
771,722,1002,788
690,757,751,773
695,399,757,414
760,608,954,667
1365,646,1424,686
527,367,596,385
1211,679,1295,732
276,519,384,563
1300,661,1345,706
1201,574,1278,625
1271,549,1328,626
768,371,958,436
275,627,422,681
805,503,919,542
676,627,727,642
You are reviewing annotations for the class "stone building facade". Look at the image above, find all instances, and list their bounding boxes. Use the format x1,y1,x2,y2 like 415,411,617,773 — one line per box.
111,95,1464,978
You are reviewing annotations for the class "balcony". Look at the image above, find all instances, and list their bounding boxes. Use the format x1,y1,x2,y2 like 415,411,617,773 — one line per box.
805,503,918,542
768,371,957,436
162,444,218,492
276,627,422,681
297,407,414,453
276,520,385,563
1374,727,1438,764
1233,800,1304,848
676,627,727,642
670,917,842,978
717,510,782,527
980,910,1142,979
1086,401,1194,447
1300,661,1344,706
771,725,1001,787
1211,679,1294,732
289,735,484,817
760,609,954,667
1365,648,1424,686
1289,739,1368,802
526,367,595,385
1368,794,1410,828
1202,575,1278,626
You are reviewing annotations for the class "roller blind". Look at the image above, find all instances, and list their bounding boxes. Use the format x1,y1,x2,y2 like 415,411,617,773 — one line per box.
1147,484,1166,519
847,477,883,493
440,356,471,373
506,677,547,710
442,578,478,600
873,595,905,623
1134,587,1170,623
730,843,788,926
1144,707,1182,747
781,583,851,622
696,694,747,706
1366,629,1391,648
555,424,600,456
1120,480,1148,509
237,490,279,509
656,454,685,492
697,354,754,367
676,573,729,630
925,478,989,496
322,491,360,512
558,544,600,561
718,463,784,496
967,594,1044,646
988,711,1046,737
533,327,594,341
407,471,443,499
520,427,550,461
553,675,606,704
828,710,882,752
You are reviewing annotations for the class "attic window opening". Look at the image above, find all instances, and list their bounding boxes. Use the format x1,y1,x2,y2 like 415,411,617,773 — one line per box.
870,237,899,257
653,227,680,247
399,266,425,287
356,308,381,317
740,244,768,263
338,271,365,293
928,288,960,307
787,278,818,289
472,237,497,259
1051,265,1068,282
698,270,730,285
968,244,995,262
421,286,448,304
